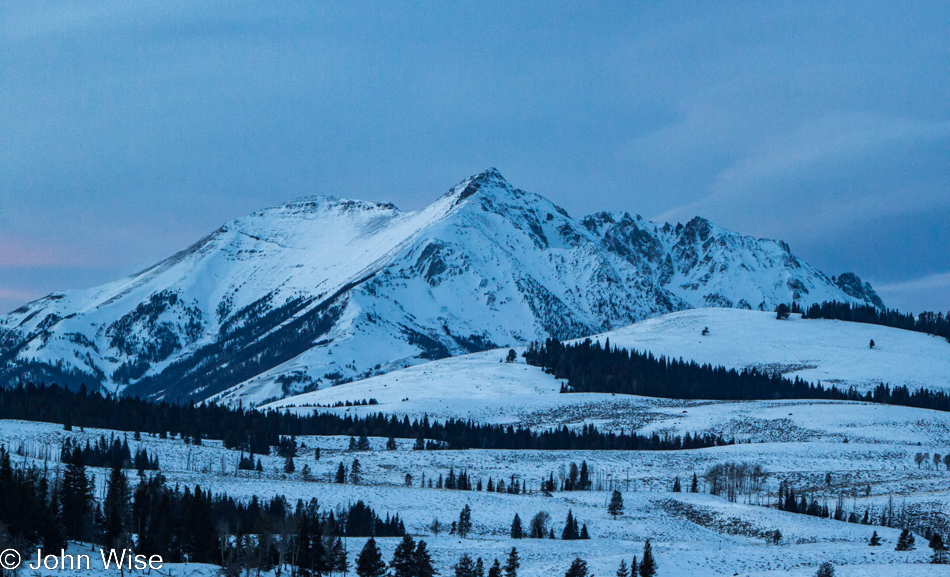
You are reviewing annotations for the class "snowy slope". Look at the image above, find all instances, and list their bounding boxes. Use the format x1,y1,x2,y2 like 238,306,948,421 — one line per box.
581,308,950,394
0,170,880,403
263,309,950,441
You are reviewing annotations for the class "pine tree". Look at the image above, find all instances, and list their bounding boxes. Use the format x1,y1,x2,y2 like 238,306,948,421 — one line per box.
357,434,371,451
390,535,416,577
335,462,347,484
503,548,520,577
579,461,591,490
564,558,589,577
690,473,699,493
672,476,682,492
929,533,948,564
896,528,916,551
510,513,524,538
579,524,590,539
608,490,624,518
488,559,502,577
561,510,579,540
631,556,638,576
350,458,362,484
284,454,295,474
475,558,485,577
639,539,657,577
356,537,387,577
414,541,437,577
816,561,835,577
103,460,129,548
330,536,348,574
458,504,473,538
60,451,92,541
869,531,881,546
453,554,477,577
616,559,630,577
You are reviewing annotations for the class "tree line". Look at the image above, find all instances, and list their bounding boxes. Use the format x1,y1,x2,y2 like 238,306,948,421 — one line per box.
60,435,159,472
0,383,729,452
524,338,950,412
0,443,407,575
801,301,950,341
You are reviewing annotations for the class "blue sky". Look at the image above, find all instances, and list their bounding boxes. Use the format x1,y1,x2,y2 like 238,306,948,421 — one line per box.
1,1,948,313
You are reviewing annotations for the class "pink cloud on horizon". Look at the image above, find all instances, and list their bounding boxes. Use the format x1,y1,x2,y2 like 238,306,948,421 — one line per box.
0,235,96,268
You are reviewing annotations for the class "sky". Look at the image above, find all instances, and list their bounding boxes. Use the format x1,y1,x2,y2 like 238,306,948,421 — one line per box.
1,1,948,314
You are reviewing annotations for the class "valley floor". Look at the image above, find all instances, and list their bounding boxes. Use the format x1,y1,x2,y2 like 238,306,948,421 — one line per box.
3,401,949,576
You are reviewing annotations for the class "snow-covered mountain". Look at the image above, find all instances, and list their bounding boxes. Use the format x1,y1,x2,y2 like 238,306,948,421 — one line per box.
0,169,882,403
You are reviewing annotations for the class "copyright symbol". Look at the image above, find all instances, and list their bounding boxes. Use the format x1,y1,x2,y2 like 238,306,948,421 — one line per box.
0,549,20,570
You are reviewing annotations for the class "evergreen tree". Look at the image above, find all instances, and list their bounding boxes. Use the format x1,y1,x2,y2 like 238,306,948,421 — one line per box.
503,548,520,577
390,535,416,577
357,434,371,451
60,452,93,541
564,558,589,577
929,533,948,564
414,541,437,577
283,454,295,474
454,554,477,577
690,473,699,493
561,510,579,540
579,524,590,539
330,536,348,574
815,562,835,577
475,558,485,577
672,476,682,492
896,529,916,551
387,437,398,450
356,537,387,577
631,556,638,576
488,559,502,577
510,513,524,539
350,458,362,484
335,462,347,484
616,559,630,577
458,504,473,538
639,539,657,577
608,490,624,518
869,531,881,546
579,461,591,490
103,460,130,548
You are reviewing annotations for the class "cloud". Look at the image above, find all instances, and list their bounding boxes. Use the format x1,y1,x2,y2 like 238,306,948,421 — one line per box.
0,236,95,268
872,272,950,313
877,272,950,294
654,113,950,239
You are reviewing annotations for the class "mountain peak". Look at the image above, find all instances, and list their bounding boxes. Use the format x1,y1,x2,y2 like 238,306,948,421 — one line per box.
471,167,508,185
443,168,514,206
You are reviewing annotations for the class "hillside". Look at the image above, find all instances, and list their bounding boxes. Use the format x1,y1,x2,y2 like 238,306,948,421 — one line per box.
263,309,950,442
581,308,950,394
0,170,880,403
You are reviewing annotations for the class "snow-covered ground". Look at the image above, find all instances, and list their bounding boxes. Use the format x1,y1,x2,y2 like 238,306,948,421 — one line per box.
4,392,950,577
584,308,950,394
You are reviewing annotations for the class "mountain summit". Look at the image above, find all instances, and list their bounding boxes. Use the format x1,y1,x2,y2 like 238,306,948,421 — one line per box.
0,169,881,404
